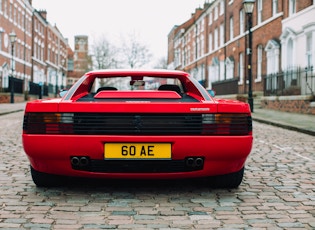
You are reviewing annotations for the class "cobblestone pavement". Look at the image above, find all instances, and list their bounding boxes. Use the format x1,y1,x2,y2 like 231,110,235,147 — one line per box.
0,112,314,229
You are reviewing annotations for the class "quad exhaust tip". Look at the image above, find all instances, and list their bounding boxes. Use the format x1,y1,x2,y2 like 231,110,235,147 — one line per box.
185,157,204,168
71,156,90,167
71,156,203,170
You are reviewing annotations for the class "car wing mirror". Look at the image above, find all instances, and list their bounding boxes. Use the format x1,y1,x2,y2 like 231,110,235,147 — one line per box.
207,89,215,97
59,90,68,97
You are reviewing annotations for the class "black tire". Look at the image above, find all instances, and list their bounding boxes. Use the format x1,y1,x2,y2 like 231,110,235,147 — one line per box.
30,166,66,187
208,167,245,189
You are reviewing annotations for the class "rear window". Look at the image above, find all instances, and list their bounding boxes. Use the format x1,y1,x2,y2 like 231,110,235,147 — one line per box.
91,76,184,93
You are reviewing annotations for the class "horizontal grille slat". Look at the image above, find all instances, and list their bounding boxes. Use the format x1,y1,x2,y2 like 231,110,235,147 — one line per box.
73,113,203,135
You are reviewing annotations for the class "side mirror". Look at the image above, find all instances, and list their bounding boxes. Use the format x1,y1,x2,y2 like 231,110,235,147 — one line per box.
207,89,216,97
59,90,68,97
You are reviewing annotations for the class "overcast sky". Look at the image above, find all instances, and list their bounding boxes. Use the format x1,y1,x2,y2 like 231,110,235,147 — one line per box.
32,0,206,62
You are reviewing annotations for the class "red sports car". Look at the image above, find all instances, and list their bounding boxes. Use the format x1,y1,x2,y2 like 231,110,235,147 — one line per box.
22,69,253,187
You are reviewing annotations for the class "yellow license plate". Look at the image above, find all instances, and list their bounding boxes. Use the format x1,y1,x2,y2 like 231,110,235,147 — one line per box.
104,143,171,160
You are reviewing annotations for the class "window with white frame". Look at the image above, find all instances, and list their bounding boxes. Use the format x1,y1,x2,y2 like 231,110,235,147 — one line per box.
220,0,224,15
256,45,263,82
201,35,204,56
239,9,244,35
265,40,280,74
178,48,182,66
220,24,224,47
306,33,313,67
230,17,234,40
286,38,294,69
226,57,234,79
210,57,220,83
196,38,200,58
219,60,225,81
272,0,278,16
47,46,50,61
18,9,21,27
209,12,212,25
207,66,212,89
34,43,37,59
13,4,16,24
289,0,296,16
209,32,213,52
201,19,204,32
174,49,181,67
41,44,44,62
238,52,244,84
9,2,12,20
214,28,218,50
4,0,7,16
257,0,262,24
214,6,218,20
0,32,2,51
196,22,200,35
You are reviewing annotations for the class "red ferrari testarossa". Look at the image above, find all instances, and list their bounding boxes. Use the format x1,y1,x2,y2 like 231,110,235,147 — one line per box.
22,69,253,187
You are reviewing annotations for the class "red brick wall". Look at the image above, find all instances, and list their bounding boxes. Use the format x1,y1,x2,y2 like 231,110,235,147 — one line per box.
297,0,313,12
261,96,315,115
0,94,25,103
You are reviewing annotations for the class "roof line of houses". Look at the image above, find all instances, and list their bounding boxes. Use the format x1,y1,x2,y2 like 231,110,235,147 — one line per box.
167,0,315,99
0,0,89,103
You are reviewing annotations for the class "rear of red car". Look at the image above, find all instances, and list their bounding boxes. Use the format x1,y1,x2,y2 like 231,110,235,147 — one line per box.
22,70,253,187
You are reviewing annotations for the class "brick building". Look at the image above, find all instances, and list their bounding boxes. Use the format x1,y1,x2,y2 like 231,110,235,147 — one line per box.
66,35,91,89
168,0,315,114
0,0,33,102
0,0,69,103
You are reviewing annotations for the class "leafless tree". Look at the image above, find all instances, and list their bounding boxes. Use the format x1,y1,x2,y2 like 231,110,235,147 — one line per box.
120,32,152,69
153,56,167,69
92,35,118,69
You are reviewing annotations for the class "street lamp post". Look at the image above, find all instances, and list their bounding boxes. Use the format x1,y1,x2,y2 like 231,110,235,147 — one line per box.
9,32,17,103
243,0,255,112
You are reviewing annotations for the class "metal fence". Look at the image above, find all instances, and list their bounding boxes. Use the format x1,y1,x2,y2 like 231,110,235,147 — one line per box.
1,77,50,97
4,77,24,94
29,82,49,96
263,66,314,96
212,78,239,95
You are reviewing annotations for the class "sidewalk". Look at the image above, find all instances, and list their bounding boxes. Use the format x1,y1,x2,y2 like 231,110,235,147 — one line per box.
252,108,315,136
0,102,314,136
0,102,26,116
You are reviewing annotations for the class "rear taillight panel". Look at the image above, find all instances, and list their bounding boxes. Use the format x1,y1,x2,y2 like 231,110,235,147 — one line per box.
23,112,252,136
23,113,74,134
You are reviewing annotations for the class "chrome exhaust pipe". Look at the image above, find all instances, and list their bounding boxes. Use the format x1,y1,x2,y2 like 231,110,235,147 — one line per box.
195,158,204,167
186,158,195,167
71,157,80,166
79,157,89,166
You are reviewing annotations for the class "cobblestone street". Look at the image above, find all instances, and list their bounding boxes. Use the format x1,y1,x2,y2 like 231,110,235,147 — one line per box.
0,111,314,229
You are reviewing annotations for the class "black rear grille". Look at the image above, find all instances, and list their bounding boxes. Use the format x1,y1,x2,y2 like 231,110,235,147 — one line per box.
73,113,202,135
23,113,252,136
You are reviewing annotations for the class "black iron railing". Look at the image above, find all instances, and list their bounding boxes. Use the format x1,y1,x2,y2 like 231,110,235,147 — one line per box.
212,78,239,95
263,66,314,96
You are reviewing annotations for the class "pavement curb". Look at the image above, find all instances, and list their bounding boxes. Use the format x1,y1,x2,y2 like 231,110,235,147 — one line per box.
0,109,24,116
252,117,315,136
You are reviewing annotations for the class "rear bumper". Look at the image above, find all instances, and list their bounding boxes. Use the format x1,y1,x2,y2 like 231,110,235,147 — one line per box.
23,134,253,179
